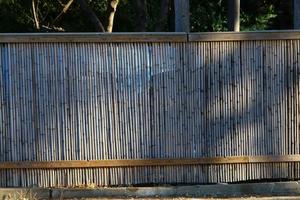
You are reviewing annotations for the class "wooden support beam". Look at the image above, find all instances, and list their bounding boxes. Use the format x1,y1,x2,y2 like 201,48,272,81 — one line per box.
1,155,300,169
174,0,190,32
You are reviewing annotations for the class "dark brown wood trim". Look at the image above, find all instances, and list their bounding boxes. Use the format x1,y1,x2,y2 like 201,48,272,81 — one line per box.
0,33,187,43
1,155,300,169
189,30,300,41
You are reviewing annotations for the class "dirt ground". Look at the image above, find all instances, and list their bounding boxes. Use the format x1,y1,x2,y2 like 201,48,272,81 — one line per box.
68,197,300,200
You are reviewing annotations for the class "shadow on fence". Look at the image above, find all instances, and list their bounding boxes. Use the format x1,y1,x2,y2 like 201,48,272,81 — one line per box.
0,35,300,186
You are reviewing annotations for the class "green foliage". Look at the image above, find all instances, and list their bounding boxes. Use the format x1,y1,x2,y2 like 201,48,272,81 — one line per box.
241,5,277,31
190,0,288,32
0,0,294,32
190,0,228,32
0,0,34,32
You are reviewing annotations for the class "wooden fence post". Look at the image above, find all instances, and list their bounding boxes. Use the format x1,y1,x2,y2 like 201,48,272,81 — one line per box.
174,0,190,32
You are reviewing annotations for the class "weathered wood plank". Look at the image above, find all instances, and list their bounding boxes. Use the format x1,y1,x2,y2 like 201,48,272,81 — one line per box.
1,155,300,169
189,31,300,41
0,33,187,43
3,31,300,43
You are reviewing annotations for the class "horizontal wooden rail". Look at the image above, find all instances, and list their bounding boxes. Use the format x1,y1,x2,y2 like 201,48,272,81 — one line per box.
0,32,187,43
1,30,300,43
189,30,300,41
1,155,300,169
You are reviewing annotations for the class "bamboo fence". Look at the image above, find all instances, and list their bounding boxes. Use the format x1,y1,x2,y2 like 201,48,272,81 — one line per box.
0,31,300,187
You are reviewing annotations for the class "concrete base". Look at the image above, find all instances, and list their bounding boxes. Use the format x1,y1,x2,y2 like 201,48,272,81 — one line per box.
2,182,300,199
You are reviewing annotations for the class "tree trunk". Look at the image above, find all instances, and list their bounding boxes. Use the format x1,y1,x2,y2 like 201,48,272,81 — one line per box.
174,0,189,32
32,0,40,30
134,0,148,32
107,0,119,32
228,0,240,31
155,0,169,31
294,0,300,29
76,0,105,32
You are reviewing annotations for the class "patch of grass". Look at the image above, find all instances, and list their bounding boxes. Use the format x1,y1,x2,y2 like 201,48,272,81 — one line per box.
4,189,38,200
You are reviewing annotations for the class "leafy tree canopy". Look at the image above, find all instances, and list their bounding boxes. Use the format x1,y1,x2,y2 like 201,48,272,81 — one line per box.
0,0,293,32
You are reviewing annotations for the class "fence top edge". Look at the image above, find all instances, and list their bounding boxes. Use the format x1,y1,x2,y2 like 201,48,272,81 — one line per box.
1,30,300,43
189,30,300,41
0,32,187,43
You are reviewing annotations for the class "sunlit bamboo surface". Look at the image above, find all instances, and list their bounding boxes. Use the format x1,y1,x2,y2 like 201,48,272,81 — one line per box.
1,32,300,187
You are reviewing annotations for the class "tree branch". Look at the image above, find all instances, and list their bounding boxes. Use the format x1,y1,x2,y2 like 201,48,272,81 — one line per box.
41,25,65,32
107,0,119,32
76,0,105,32
56,0,64,6
32,0,40,30
52,0,74,24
